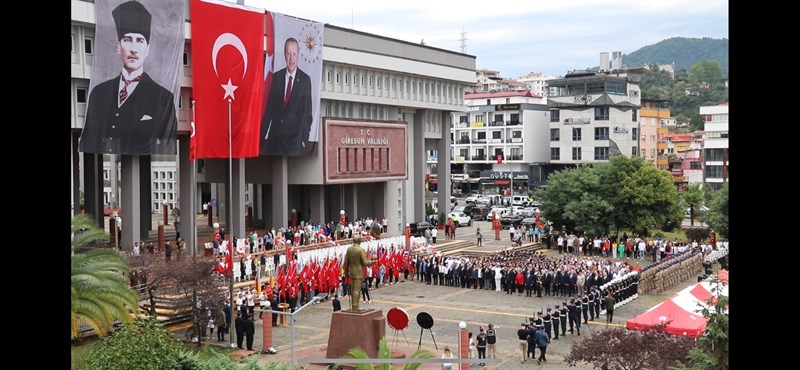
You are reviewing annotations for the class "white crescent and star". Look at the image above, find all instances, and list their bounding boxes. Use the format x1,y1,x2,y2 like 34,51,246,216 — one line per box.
212,33,248,101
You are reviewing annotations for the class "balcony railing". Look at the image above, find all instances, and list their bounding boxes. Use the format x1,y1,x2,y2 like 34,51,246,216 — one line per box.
489,121,505,126
472,155,486,160
457,138,471,144
506,120,521,126
473,139,487,144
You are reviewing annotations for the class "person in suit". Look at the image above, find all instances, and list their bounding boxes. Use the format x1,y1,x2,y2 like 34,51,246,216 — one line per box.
244,314,256,350
261,37,313,156
234,311,245,349
79,0,177,155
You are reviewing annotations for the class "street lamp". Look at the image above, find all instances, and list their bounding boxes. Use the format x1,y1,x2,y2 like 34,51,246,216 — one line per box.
458,321,468,370
157,220,165,254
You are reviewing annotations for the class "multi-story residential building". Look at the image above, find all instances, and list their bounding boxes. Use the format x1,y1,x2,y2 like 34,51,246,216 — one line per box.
701,102,729,190
639,99,671,167
546,70,642,169
517,72,558,98
450,91,550,194
71,0,475,245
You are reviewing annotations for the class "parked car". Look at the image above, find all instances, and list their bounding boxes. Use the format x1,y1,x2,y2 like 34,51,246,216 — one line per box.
520,207,540,217
500,214,524,228
521,217,537,227
409,221,434,237
511,195,529,207
489,206,511,217
464,193,483,203
470,205,491,221
451,204,477,215
447,212,472,227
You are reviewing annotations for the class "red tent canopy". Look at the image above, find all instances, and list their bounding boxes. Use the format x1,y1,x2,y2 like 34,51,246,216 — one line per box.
625,298,708,338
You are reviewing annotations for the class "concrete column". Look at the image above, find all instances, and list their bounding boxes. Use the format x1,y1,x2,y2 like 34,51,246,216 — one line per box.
349,183,358,221
231,159,246,238
71,131,81,218
412,110,425,222
309,185,325,225
438,111,452,217
138,155,152,239
385,180,401,235
121,155,142,250
81,152,104,229
272,157,289,228
373,184,386,233
260,184,271,228
178,136,197,256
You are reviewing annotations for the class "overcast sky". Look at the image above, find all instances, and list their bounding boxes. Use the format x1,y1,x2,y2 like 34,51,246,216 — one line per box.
245,0,728,78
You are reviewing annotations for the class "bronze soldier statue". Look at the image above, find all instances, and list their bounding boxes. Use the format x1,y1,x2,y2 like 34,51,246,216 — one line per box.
344,234,376,311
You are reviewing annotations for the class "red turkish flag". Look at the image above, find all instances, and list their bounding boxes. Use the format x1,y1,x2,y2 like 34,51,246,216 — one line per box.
190,0,265,158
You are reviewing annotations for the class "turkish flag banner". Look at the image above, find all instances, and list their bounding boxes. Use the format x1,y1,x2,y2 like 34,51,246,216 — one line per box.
190,0,264,158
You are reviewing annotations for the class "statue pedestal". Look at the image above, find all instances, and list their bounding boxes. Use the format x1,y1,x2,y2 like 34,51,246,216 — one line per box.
326,309,385,359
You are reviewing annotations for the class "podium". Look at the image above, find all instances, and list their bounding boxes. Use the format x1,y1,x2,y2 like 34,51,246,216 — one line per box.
326,309,385,359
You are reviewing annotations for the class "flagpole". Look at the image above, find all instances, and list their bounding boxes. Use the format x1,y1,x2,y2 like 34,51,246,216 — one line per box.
228,98,235,348
191,100,197,257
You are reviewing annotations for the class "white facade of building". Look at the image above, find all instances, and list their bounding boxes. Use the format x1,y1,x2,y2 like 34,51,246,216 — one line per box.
701,103,729,189
546,72,642,164
517,72,558,98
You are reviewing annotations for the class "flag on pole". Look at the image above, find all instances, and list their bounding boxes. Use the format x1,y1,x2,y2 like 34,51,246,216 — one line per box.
190,0,265,159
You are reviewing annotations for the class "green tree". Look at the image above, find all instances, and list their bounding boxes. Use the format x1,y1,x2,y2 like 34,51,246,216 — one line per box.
681,183,706,227
539,165,614,234
88,317,182,370
688,61,725,91
341,338,435,370
701,183,729,238
71,214,138,341
602,156,682,236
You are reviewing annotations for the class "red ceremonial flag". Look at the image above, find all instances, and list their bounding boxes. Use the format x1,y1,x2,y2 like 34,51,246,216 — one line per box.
225,241,233,275
190,0,265,158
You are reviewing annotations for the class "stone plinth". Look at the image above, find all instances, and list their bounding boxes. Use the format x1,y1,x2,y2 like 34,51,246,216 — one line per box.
326,309,385,359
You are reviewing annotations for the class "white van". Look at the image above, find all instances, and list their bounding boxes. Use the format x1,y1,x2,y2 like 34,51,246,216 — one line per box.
511,195,529,206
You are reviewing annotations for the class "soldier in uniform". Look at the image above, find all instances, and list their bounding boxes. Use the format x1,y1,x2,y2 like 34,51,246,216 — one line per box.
533,311,544,331
551,304,560,339
592,286,601,319
559,301,568,336
568,298,581,336
587,287,596,321
543,307,553,340
581,292,590,324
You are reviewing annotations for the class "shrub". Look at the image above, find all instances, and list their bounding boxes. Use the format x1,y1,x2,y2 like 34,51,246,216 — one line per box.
684,227,710,242
89,317,182,370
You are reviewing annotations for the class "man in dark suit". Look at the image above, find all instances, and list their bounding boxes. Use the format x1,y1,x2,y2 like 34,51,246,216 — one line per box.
79,0,177,155
261,37,313,156
234,311,245,349
244,315,256,350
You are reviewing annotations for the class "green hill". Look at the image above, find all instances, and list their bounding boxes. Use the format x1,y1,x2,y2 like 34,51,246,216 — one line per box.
623,37,728,76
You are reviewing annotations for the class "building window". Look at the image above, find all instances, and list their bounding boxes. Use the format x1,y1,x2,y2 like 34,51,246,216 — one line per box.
550,148,560,160
494,114,503,123
168,172,173,180
160,171,166,179
550,128,560,141
84,37,93,54
550,110,560,122
690,161,702,169
76,88,87,103
594,147,609,160
705,165,723,178
335,72,340,83
183,52,189,66
510,113,519,123
377,77,382,88
326,70,331,83
641,149,646,157
594,127,609,140
492,131,501,139
705,148,724,161
572,147,581,160
632,127,638,141
631,108,638,121
650,134,656,142
572,128,581,141
168,183,173,190
369,76,374,87
486,99,491,105
477,132,486,140
178,95,183,109
594,107,609,120
153,172,159,179
362,75,366,86
459,116,468,124
650,148,655,158
631,146,638,156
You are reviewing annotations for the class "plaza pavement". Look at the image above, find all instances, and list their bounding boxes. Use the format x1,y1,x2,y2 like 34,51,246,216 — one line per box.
168,218,709,370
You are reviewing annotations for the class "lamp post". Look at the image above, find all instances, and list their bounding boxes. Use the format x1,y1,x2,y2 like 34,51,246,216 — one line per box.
157,220,164,255
162,200,169,226
291,209,297,229
458,321,468,370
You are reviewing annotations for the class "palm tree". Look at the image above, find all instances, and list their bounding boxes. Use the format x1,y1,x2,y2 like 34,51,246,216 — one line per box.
71,214,139,341
343,338,436,370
